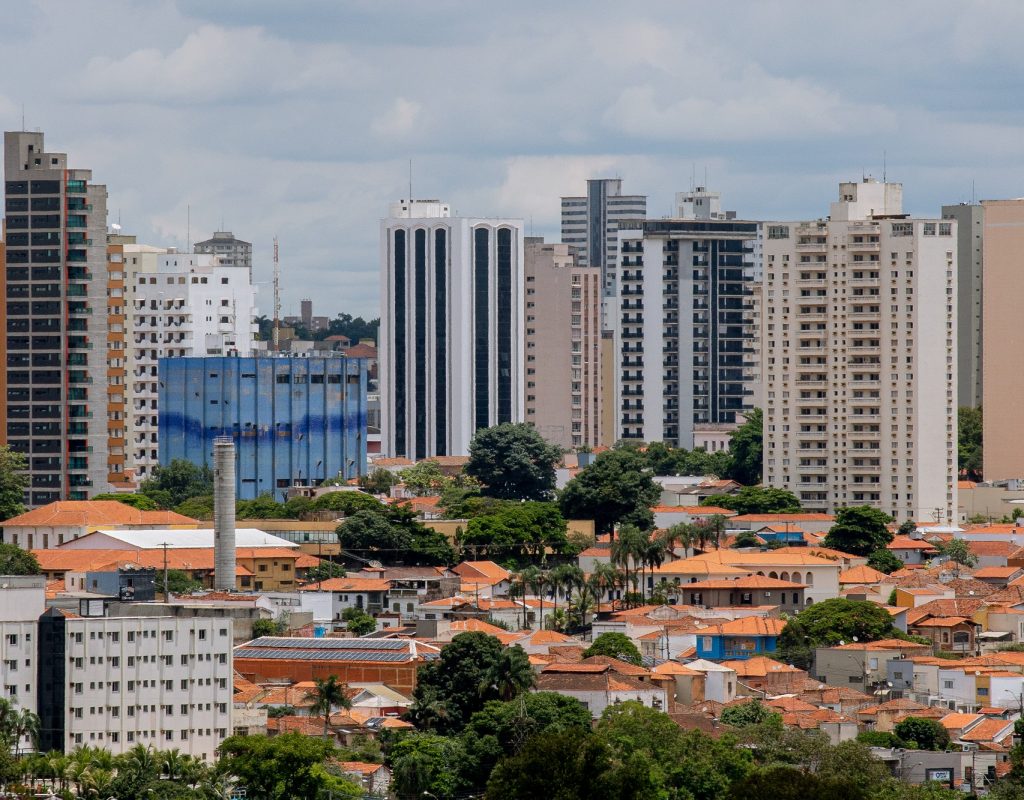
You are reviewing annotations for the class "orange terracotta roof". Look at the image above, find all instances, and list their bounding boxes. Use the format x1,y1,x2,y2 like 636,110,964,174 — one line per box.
940,712,983,730
520,629,575,645
541,663,609,674
370,457,414,467
339,761,385,776
452,561,511,581
831,638,930,651
721,656,804,677
840,565,890,584
960,718,1014,743
958,480,978,489
910,617,973,628
448,619,508,635
299,578,391,592
973,567,1021,579
266,716,326,736
888,536,939,552
578,547,612,558
709,617,787,637
3,500,197,527
653,661,701,676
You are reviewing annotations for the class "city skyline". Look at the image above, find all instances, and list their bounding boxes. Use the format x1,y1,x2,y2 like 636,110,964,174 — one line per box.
1,1,1020,317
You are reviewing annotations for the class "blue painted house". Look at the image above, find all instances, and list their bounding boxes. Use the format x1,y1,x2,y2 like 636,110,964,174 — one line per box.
695,616,787,660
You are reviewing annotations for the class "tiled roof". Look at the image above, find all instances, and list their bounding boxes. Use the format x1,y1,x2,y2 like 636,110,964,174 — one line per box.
299,578,391,592
973,567,1020,579
830,638,930,651
708,617,786,637
580,655,651,677
653,661,701,676
940,712,983,730
839,565,890,584
653,559,751,577
339,761,385,776
888,536,939,551
960,718,1014,743
720,655,804,677
452,561,511,581
2,500,197,527
910,616,974,628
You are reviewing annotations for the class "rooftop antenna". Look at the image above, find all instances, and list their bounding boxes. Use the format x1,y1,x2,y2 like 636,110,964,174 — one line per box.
273,237,281,353
883,150,887,183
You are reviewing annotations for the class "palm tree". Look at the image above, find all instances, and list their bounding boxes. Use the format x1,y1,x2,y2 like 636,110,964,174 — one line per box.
306,674,351,740
570,585,595,629
517,566,540,630
479,645,535,701
528,568,549,630
545,608,568,632
11,708,39,757
161,748,187,781
640,536,669,603
591,562,619,608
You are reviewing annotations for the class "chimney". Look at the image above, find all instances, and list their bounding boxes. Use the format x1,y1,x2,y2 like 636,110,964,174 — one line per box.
213,437,237,591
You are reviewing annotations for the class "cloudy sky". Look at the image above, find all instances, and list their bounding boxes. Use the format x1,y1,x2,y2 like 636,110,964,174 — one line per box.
5,0,1023,318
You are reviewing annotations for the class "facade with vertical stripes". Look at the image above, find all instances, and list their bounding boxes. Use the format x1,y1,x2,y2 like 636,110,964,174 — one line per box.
380,201,525,458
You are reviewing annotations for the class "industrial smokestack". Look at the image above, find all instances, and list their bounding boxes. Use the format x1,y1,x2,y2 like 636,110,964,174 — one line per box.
213,437,237,591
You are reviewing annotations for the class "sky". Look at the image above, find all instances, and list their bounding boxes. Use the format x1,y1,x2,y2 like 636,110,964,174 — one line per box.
4,0,1024,318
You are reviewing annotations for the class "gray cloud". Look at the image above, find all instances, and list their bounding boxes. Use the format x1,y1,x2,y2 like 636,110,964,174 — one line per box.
2,0,1021,317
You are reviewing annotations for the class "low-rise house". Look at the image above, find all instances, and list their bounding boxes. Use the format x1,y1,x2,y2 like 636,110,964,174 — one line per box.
695,616,786,660
939,712,984,740
722,656,807,696
858,698,944,732
684,659,738,703
814,639,932,689
894,586,955,608
972,566,1024,586
887,536,939,565
652,661,705,705
797,681,874,714
298,577,391,620
452,561,511,598
651,505,736,530
536,663,667,718
339,762,391,795
907,616,979,655
679,575,805,613
725,513,835,534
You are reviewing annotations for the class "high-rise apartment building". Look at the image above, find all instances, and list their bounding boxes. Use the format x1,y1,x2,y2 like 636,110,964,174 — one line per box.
159,355,367,499
561,179,646,320
3,131,110,505
131,253,257,478
523,238,602,449
380,200,525,458
942,203,983,409
613,189,760,448
981,199,1024,481
763,179,957,522
193,230,252,277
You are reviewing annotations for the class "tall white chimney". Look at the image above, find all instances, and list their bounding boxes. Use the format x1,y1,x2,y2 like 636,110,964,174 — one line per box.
213,437,237,591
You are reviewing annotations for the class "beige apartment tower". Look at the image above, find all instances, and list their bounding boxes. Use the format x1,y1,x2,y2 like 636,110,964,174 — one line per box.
763,179,957,523
981,199,1024,481
524,238,602,448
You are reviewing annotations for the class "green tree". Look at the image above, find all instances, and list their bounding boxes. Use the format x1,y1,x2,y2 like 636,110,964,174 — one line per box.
306,675,351,739
304,560,347,583
857,730,905,747
140,459,214,509
408,633,531,734
727,766,868,800
867,548,904,574
778,598,904,670
174,494,215,519
893,717,951,751
702,485,801,515
388,732,469,798
733,530,762,548
236,492,288,519
90,492,160,510
0,544,39,575
166,569,202,595
309,490,384,515
485,730,659,800
336,505,454,565
0,446,28,523
466,423,563,501
479,645,536,701
823,505,894,557
583,632,643,666
251,618,286,638
358,468,398,494
459,692,591,789
720,699,783,728
559,447,661,535
937,538,978,570
959,406,983,481
341,607,376,636
463,501,568,559
726,408,763,485
218,733,361,799
397,460,451,496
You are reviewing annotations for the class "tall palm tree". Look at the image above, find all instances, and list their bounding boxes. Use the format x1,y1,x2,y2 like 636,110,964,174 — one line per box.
591,562,619,608
11,708,39,757
479,645,536,701
306,674,351,740
161,748,187,781
517,566,540,630
641,536,669,603
570,585,595,629
528,568,549,631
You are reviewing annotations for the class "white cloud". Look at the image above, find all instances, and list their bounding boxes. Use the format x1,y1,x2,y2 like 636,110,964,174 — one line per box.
371,97,422,137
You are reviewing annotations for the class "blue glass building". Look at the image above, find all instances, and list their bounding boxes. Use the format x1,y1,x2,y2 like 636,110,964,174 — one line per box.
158,356,367,500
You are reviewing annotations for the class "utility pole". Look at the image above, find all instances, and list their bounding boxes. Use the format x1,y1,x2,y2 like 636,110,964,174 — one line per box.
272,236,281,353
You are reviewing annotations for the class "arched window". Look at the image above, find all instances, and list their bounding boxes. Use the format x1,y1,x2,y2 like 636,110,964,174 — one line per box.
769,571,779,579
780,572,790,582
805,572,814,586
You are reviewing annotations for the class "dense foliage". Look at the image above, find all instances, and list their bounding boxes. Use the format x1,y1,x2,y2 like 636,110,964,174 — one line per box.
958,406,983,481
822,505,894,557
582,632,643,666
139,459,214,509
893,717,951,751
559,446,661,535
725,408,764,485
0,446,29,524
466,423,563,501
0,544,40,576
778,598,905,669
463,501,569,559
91,492,160,510
335,502,455,565
702,485,801,515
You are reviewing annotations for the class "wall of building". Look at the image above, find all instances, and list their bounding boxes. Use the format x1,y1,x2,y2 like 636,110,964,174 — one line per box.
942,204,983,409
159,356,367,500
982,200,1024,481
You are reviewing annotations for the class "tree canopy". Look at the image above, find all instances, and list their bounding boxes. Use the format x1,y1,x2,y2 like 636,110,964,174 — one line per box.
582,632,643,666
822,505,894,557
466,423,563,501
139,459,214,509
725,408,763,485
778,598,904,669
90,492,160,510
0,446,29,523
958,406,982,482
702,485,801,515
0,544,39,576
893,717,951,751
336,503,455,565
463,501,568,559
218,732,362,799
559,446,661,535
721,699,783,729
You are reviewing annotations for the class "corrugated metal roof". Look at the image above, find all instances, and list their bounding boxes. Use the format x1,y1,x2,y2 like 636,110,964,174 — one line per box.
234,647,414,663
70,528,297,550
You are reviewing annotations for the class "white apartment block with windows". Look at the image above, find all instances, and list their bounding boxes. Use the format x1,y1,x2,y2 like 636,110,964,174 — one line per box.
130,254,257,477
763,179,957,523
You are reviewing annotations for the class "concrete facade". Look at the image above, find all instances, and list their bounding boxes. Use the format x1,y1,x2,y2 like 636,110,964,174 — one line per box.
379,201,525,458
3,131,111,505
523,238,602,448
942,203,984,409
158,356,368,499
193,231,252,279
763,180,957,522
981,199,1024,481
